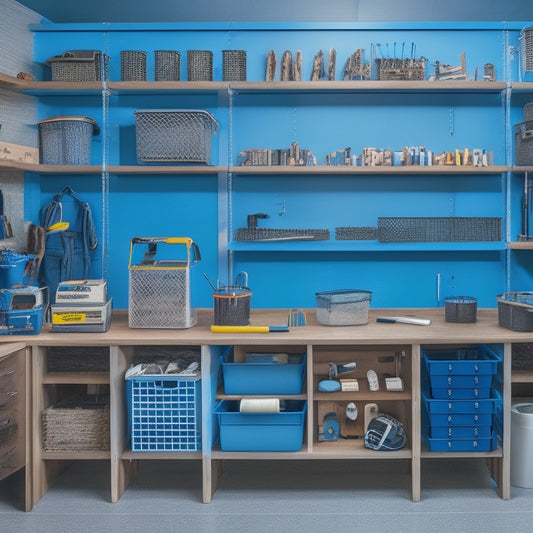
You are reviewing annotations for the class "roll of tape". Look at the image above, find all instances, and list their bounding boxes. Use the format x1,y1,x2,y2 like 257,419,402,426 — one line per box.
239,398,280,413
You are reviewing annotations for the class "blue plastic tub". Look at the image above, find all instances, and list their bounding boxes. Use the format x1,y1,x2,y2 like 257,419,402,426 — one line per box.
423,391,501,414
215,399,306,452
422,345,501,377
429,424,493,439
222,353,306,395
425,411,494,426
429,387,492,400
424,432,498,452
0,250,37,288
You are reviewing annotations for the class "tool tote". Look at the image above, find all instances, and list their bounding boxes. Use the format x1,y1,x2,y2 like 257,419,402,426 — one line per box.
39,186,98,303
128,237,201,329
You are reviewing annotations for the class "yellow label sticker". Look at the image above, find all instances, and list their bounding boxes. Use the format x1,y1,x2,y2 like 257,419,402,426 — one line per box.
52,312,86,324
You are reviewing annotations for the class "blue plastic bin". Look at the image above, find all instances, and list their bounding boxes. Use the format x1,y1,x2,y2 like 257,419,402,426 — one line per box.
424,432,498,452
422,345,500,377
0,250,37,288
215,399,306,452
126,374,201,452
423,391,501,414
222,353,306,395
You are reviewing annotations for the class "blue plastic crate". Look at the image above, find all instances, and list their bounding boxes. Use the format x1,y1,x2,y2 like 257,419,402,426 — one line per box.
422,345,500,377
429,387,492,400
215,399,306,452
428,373,494,388
424,432,498,452
423,391,501,414
126,374,201,452
0,306,45,335
0,251,37,289
222,352,306,395
425,411,494,426
429,424,493,439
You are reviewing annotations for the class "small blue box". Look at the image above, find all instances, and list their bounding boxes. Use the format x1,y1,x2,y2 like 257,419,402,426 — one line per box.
126,374,201,452
222,352,306,395
215,400,306,452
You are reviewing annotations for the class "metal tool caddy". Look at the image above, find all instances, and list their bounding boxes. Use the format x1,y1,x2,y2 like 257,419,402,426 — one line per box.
128,237,201,329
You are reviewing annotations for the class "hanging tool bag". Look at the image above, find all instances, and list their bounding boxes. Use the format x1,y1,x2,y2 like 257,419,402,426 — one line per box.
39,186,98,303
0,189,13,240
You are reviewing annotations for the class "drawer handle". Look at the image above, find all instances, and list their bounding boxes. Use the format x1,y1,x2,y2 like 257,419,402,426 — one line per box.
0,368,15,378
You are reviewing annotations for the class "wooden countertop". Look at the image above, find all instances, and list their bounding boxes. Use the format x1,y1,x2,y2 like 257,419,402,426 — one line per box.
1,307,533,346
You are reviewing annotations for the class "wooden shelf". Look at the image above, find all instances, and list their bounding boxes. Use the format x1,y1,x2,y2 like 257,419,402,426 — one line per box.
509,242,533,249
41,371,110,385
511,370,533,383
41,451,111,460
121,449,202,460
230,165,508,175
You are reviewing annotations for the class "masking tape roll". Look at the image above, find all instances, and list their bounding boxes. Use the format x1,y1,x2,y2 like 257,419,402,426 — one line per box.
239,398,280,413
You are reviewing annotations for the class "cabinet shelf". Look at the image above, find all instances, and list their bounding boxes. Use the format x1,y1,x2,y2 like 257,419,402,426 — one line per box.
511,370,533,383
421,448,503,459
121,449,202,460
41,371,110,385
41,451,111,460
314,391,411,401
108,165,225,175
509,242,533,249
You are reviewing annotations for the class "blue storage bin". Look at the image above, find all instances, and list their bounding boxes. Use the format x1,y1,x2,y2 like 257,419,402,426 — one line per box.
429,424,493,439
429,387,492,400
425,411,494,426
215,399,306,452
126,374,202,452
423,391,501,414
222,352,306,395
428,373,494,388
424,432,498,452
0,306,45,335
0,250,37,288
422,345,500,377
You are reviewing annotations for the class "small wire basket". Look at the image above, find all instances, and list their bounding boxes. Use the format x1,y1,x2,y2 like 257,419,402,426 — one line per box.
155,50,180,81
444,296,477,323
213,286,251,326
223,50,247,81
121,50,147,81
187,50,213,81
335,227,377,240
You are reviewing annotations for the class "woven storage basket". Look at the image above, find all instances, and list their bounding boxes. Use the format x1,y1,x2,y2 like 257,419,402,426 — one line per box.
444,296,477,323
46,50,109,82
42,396,110,452
37,115,99,165
187,50,213,81
154,50,180,81
515,121,533,165
121,50,147,81
222,50,247,81
496,292,533,332
46,346,110,373
134,109,219,163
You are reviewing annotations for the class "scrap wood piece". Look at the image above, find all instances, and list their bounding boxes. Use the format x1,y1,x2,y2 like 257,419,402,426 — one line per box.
266,50,276,82
281,50,292,81
311,50,323,81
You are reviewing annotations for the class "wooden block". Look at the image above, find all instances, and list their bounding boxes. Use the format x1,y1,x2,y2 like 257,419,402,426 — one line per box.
0,142,39,164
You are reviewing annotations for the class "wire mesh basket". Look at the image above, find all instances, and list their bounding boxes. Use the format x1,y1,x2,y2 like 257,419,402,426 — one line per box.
213,286,251,326
444,296,478,323
128,237,200,329
121,50,147,81
335,227,377,240
187,50,213,81
514,121,533,165
520,27,533,73
37,115,99,165
154,50,180,81
375,58,426,81
315,289,372,326
46,50,109,81
524,103,533,122
134,109,219,163
222,50,247,81
377,217,502,242
234,228,330,242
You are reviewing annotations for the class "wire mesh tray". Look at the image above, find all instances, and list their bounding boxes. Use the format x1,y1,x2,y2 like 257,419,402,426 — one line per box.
377,217,502,242
234,228,330,242
335,227,377,240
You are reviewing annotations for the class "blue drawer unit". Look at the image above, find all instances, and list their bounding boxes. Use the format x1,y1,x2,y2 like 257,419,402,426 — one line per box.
422,345,502,452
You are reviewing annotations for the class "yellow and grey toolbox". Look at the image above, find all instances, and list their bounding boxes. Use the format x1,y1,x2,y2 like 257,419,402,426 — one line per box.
128,237,200,329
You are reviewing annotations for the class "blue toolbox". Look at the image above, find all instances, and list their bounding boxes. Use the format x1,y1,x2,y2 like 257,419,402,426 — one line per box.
0,286,47,335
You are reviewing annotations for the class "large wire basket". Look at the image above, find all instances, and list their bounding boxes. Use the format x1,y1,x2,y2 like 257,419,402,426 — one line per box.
46,50,109,81
134,109,219,163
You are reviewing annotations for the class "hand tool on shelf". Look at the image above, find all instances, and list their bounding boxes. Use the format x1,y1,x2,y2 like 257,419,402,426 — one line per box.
210,325,289,333
376,316,431,326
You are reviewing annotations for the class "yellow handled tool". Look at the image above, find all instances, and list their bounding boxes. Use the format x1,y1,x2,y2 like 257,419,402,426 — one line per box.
210,325,289,333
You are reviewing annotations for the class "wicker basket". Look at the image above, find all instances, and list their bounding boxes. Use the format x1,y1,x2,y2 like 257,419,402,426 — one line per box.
121,50,147,81
223,50,247,81
515,121,533,165
497,292,533,332
154,50,180,81
42,396,110,452
37,115,99,165
46,50,109,82
134,109,219,163
187,50,213,81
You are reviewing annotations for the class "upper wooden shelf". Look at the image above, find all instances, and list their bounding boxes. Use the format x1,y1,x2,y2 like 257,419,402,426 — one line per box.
0,72,508,95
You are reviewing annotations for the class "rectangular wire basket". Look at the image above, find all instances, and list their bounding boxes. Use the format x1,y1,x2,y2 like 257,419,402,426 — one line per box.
223,50,247,81
134,110,219,163
515,121,533,165
154,50,180,81
187,50,213,81
121,50,147,81
377,217,502,242
46,50,110,82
